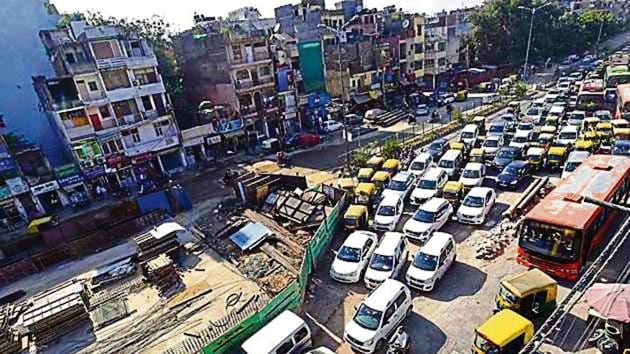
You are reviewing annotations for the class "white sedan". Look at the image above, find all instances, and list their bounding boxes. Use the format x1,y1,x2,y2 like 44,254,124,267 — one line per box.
330,231,379,283
403,198,452,242
456,187,496,225
322,120,344,133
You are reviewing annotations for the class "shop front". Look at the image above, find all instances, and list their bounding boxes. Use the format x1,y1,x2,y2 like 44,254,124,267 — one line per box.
82,165,110,199
105,154,135,192
6,176,37,219
57,172,89,208
205,134,223,163
31,180,67,213
0,185,24,229
181,123,215,165
157,147,186,172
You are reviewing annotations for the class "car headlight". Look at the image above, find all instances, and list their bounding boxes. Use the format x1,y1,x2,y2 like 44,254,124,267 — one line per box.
364,339,374,346
511,180,518,185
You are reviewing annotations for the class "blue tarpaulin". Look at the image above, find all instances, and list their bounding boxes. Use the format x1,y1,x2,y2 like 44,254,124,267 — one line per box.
229,222,272,251
137,190,172,215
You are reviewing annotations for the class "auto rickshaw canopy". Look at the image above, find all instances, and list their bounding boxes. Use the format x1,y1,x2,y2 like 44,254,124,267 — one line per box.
443,181,464,194
575,139,595,150
371,171,392,183
476,310,534,348
548,146,568,157
382,159,401,171
596,122,613,136
337,177,357,191
26,216,56,234
540,125,557,135
366,156,385,169
527,147,545,160
355,182,376,196
345,204,368,219
581,128,598,140
450,141,466,151
470,148,484,162
501,269,557,298
357,168,375,180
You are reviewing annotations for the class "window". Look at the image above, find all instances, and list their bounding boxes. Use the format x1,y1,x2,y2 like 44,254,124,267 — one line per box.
111,99,138,118
154,123,164,136
276,340,293,354
141,95,154,111
393,292,407,308
425,59,435,67
384,305,396,322
65,52,76,64
293,327,309,343
133,67,158,85
101,139,123,155
236,70,250,81
92,41,115,60
131,129,141,143
60,109,89,128
99,105,111,119
438,42,446,51
438,58,446,66
129,40,145,57
232,45,242,61
415,60,423,69
101,69,130,90
88,81,98,91
259,66,271,77
415,44,423,54
416,25,422,36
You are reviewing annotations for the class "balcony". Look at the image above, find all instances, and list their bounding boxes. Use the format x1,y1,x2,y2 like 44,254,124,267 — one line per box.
66,61,97,76
235,76,275,93
125,131,180,156
230,56,273,69
143,109,170,120
125,54,158,70
105,81,165,102
52,98,84,112
66,124,94,141
81,90,107,103
96,56,127,70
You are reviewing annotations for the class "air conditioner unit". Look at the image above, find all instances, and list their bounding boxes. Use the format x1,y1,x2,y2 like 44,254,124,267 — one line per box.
95,156,106,165
80,160,94,169
165,137,175,145
133,80,140,86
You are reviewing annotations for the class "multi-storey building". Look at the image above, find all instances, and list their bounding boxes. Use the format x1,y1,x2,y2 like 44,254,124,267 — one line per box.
412,14,426,82
446,8,474,68
424,12,449,89
34,20,184,193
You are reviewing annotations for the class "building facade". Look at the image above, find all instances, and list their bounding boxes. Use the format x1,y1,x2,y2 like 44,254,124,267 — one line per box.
424,12,449,89
35,20,185,195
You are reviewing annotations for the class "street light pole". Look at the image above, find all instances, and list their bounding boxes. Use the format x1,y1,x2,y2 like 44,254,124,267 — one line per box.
594,12,605,57
518,2,551,81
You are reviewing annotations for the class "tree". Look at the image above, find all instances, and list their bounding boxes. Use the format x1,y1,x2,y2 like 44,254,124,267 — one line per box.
382,140,401,159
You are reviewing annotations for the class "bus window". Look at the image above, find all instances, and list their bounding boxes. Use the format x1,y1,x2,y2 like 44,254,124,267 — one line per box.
519,221,581,261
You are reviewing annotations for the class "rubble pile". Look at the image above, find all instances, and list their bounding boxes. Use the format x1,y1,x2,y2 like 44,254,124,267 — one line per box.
475,219,520,260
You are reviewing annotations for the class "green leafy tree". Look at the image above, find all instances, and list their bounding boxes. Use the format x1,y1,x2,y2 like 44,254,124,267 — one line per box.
382,140,401,160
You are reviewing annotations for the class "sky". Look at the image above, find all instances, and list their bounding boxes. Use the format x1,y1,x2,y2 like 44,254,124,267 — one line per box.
51,0,483,31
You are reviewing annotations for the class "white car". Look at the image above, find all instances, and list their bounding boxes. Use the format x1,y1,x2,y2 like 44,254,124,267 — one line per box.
460,124,480,147
407,152,433,177
557,81,571,92
516,122,534,135
482,135,504,158
410,167,448,206
456,187,496,225
415,104,430,116
406,232,456,291
567,110,586,127
556,126,578,147
459,163,486,189
373,194,404,232
344,279,412,353
365,108,385,122
381,172,415,202
403,198,452,242
523,107,543,125
561,151,590,180
594,110,613,122
364,232,409,289
509,131,533,150
330,231,379,283
322,120,344,133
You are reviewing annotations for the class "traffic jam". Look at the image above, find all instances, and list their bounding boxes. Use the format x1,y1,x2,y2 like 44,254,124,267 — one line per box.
240,49,630,354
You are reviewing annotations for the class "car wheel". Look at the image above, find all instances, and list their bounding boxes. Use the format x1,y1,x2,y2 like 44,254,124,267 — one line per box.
375,339,386,353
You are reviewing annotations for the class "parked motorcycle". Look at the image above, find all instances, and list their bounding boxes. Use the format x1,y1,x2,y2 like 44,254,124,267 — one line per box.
387,326,410,354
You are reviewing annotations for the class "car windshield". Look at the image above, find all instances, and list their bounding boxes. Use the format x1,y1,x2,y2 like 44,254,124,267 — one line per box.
377,205,396,216
497,150,514,158
463,195,484,208
559,132,577,140
370,254,394,271
418,179,437,190
430,142,444,150
518,123,533,130
526,108,539,115
410,161,425,171
413,209,435,223
489,125,504,133
514,136,528,143
596,113,611,121
353,304,382,331
504,166,521,175
564,161,581,172
337,246,361,263
463,169,480,178
413,252,438,271
462,132,474,139
484,139,499,148
519,221,581,261
387,180,408,191
438,160,454,168
570,113,585,121
613,143,630,156
474,333,500,354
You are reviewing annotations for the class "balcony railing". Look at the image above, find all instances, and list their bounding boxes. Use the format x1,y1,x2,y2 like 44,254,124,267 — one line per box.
143,109,169,120
81,90,107,102
119,113,143,125
52,98,84,111
67,61,97,75
259,76,274,84
96,57,127,70
66,124,94,140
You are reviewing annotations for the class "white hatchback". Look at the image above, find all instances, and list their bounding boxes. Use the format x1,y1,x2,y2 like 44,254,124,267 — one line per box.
459,163,486,189
330,231,379,283
406,232,456,291
364,232,409,289
456,187,496,225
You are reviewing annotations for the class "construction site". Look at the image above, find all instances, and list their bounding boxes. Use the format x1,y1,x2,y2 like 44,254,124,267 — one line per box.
0,162,346,354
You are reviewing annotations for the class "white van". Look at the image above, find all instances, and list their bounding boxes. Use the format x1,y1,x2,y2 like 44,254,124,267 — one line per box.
460,124,479,147
344,279,412,353
241,310,312,354
373,194,404,232
406,232,456,291
407,152,433,177
364,232,409,289
437,149,464,179
410,167,448,206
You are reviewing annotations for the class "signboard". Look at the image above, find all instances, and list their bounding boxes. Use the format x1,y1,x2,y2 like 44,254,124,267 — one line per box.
83,165,106,179
0,158,16,173
132,152,155,164
297,41,326,93
58,173,84,188
31,180,59,196
54,164,80,179
183,136,204,147
5,177,28,196
206,135,222,145
0,186,11,200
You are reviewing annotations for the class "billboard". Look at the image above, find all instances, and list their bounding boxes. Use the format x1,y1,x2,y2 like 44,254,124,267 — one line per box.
297,41,326,93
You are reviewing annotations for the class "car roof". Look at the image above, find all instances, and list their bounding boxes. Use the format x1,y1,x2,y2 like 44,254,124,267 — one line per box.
379,193,403,206
514,130,531,137
567,151,590,162
375,232,405,254
432,138,447,144
421,197,448,212
441,149,462,160
468,187,493,197
422,167,444,180
241,310,306,353
344,231,377,248
491,120,507,126
363,279,406,311
507,160,528,169
414,152,432,161
499,146,519,152
527,147,545,155
463,124,478,132
485,135,501,141
392,171,412,182
464,162,484,170
419,232,453,256
560,126,578,133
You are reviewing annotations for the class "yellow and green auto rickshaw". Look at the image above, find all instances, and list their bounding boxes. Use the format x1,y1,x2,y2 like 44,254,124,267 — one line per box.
495,269,558,318
456,89,468,102
336,177,357,199
344,204,369,231
526,147,545,170
581,117,600,133
595,121,613,140
450,141,470,158
470,148,484,163
381,159,401,176
366,156,385,171
612,119,630,140
26,215,59,234
357,168,375,183
472,310,534,354
442,181,464,209
371,171,392,194
544,115,560,127
540,125,557,136
546,146,568,170
354,182,376,206
575,138,596,153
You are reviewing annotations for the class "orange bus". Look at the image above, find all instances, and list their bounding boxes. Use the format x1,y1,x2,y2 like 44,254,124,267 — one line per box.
576,79,606,113
617,84,630,120
517,155,630,281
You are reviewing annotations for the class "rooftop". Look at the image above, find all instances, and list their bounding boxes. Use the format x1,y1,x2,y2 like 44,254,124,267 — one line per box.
420,232,453,256
363,279,406,311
